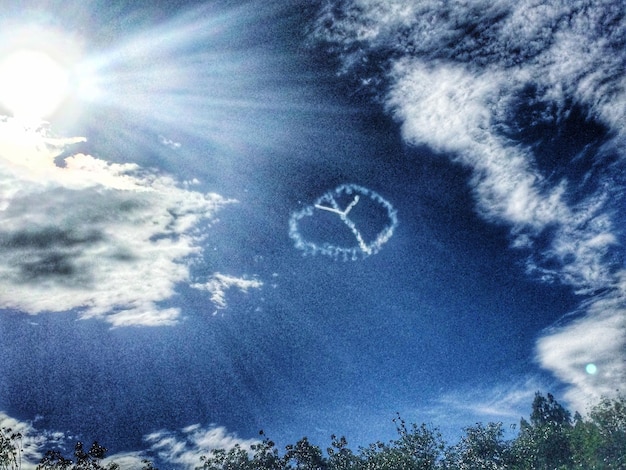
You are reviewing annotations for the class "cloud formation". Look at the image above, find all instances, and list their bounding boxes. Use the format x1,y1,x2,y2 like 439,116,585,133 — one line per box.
0,411,256,470
0,411,66,469
145,424,259,469
0,119,235,326
432,377,547,423
536,286,626,409
314,0,626,411
192,273,263,312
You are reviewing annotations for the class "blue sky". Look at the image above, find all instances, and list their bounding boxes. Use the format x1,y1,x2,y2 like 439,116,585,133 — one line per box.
0,0,624,468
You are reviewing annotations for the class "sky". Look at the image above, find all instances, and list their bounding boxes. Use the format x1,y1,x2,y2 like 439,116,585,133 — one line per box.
0,0,624,467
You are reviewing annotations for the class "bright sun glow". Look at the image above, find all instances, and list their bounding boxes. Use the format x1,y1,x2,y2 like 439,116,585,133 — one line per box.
0,50,69,120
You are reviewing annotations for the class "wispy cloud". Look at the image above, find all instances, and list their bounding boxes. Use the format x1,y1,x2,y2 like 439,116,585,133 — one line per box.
314,0,626,408
536,285,626,413
429,378,546,424
0,410,256,470
101,452,149,470
158,135,181,150
145,424,259,469
0,411,67,470
192,273,263,312
384,59,618,295
0,119,235,327
401,378,549,442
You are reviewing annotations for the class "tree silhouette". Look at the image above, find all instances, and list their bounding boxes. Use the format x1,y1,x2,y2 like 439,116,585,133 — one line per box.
0,392,622,469
442,422,509,469
511,392,573,469
0,428,22,470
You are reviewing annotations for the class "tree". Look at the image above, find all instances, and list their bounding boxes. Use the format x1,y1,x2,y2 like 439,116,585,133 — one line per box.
530,392,571,428
0,427,22,470
27,393,626,469
284,437,327,470
442,422,510,469
37,442,118,470
327,435,361,470
249,431,286,470
510,392,573,469
391,416,444,470
358,416,443,470
588,395,626,468
197,445,253,470
569,411,604,468
36,441,163,470
37,450,73,470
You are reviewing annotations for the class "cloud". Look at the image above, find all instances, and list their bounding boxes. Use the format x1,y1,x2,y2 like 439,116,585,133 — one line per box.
432,378,546,423
101,452,149,470
0,411,67,470
385,62,568,230
405,378,549,441
0,119,235,326
144,424,259,469
0,410,257,470
158,135,181,150
383,59,618,296
314,0,626,408
191,273,263,312
536,284,626,413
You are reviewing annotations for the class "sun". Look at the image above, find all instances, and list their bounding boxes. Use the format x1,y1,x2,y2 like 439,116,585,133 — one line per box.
0,50,69,121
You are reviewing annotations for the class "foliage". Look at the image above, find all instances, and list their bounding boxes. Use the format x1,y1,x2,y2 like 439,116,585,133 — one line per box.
283,436,326,470
196,393,625,470
509,392,574,469
37,441,120,470
0,428,22,470
0,393,621,469
36,442,157,470
357,416,444,470
326,435,360,470
574,395,626,469
441,422,509,469
569,411,604,469
198,445,252,470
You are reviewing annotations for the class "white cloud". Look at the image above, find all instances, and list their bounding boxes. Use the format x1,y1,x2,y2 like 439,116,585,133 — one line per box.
145,424,259,469
536,283,626,413
385,61,567,231
191,273,263,312
403,378,550,441
432,378,546,423
158,135,181,150
0,410,259,470
102,452,150,470
314,0,626,409
0,411,67,470
0,119,235,326
385,59,617,294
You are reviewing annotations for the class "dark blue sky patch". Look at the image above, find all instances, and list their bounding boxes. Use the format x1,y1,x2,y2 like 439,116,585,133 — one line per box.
500,89,614,200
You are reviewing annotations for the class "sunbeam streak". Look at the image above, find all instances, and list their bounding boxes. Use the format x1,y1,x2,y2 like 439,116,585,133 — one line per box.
69,2,302,154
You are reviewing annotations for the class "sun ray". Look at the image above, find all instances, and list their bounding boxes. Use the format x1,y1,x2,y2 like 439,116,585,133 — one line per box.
60,1,320,159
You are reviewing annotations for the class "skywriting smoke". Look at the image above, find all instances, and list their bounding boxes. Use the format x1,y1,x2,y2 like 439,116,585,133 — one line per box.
312,0,626,411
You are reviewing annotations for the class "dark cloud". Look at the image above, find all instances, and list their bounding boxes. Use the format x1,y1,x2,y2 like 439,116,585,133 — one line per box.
1,227,104,249
0,122,234,325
